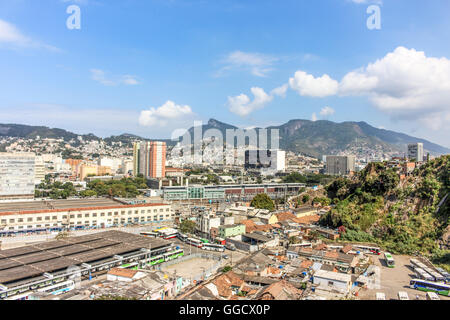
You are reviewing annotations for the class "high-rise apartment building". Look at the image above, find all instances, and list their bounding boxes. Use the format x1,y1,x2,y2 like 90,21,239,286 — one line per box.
132,142,141,176
407,143,424,162
0,153,36,200
34,156,46,185
133,141,166,179
325,155,356,176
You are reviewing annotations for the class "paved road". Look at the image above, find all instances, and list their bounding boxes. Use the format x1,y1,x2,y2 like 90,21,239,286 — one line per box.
359,254,450,300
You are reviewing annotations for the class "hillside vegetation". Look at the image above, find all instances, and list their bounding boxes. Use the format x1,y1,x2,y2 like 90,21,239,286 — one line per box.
319,156,450,267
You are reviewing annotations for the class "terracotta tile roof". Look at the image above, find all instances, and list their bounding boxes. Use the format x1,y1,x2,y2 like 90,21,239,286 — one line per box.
300,260,313,269
241,220,257,233
315,243,328,251
107,268,138,278
292,214,320,225
324,251,339,259
213,271,244,298
276,212,298,222
341,245,353,254
258,280,302,300
255,224,273,232
266,266,281,275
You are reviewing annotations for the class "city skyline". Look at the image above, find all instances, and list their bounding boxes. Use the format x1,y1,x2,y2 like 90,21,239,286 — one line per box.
1,0,450,148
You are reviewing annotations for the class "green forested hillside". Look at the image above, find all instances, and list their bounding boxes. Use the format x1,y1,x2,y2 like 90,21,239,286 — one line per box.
320,156,450,268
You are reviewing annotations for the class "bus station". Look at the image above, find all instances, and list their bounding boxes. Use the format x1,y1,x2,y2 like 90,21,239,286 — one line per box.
0,230,181,300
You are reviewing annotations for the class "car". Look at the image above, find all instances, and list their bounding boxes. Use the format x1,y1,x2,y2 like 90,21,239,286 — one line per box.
223,255,229,259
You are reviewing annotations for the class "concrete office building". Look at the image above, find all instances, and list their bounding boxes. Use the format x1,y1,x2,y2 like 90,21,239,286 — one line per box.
0,153,36,200
407,143,424,162
244,150,286,172
325,155,355,176
196,213,221,239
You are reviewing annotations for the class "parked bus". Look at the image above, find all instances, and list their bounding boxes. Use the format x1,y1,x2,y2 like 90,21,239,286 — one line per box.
414,267,434,282
384,252,395,268
161,231,178,240
163,249,184,261
202,243,225,252
200,238,210,244
37,280,75,296
177,233,188,242
354,245,381,255
186,238,203,248
411,258,445,282
4,292,32,300
409,279,450,296
140,232,158,238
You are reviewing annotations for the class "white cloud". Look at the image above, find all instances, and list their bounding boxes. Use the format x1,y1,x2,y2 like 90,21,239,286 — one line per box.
0,19,60,52
227,87,273,117
319,106,335,117
122,75,140,85
289,71,339,97
90,69,140,86
349,0,383,4
271,84,289,98
338,46,450,129
139,101,194,127
217,51,278,77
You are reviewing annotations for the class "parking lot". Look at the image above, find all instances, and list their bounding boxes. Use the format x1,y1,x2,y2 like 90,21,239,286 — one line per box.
359,254,450,300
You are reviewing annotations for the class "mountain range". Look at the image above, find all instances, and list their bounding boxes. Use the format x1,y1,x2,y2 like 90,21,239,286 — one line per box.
0,120,449,159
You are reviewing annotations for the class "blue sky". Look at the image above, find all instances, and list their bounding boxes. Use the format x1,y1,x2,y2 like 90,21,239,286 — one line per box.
0,0,449,148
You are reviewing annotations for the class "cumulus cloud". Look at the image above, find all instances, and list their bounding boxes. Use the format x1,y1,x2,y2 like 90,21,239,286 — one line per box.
271,84,289,98
289,71,339,97
139,101,193,127
0,19,60,52
339,46,450,129
319,106,335,117
227,87,273,117
217,51,278,77
90,69,140,86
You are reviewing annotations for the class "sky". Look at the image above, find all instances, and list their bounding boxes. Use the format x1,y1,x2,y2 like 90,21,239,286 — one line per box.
0,0,449,148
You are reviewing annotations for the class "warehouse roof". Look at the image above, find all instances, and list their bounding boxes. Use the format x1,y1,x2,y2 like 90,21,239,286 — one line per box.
0,230,170,285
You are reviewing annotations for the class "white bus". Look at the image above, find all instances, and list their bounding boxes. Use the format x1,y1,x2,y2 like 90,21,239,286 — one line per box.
384,252,395,268
186,238,203,248
414,267,434,281
140,232,158,238
201,243,225,252
177,233,189,242
37,280,75,296
411,259,445,282
354,245,381,255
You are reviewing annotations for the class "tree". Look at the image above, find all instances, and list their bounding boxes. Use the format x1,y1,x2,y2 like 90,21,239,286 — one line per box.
302,194,310,204
289,236,300,244
250,193,275,211
180,220,196,234
222,266,233,273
